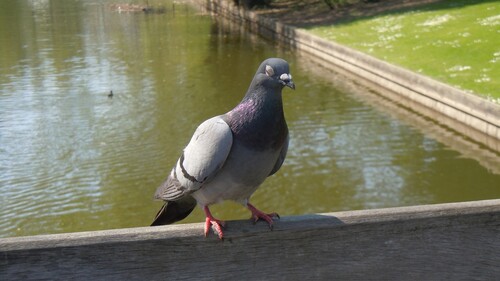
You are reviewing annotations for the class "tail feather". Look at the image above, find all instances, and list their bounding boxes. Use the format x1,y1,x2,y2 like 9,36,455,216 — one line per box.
151,196,197,226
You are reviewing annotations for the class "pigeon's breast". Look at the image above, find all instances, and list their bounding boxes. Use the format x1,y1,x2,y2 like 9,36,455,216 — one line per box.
226,100,288,151
192,141,282,205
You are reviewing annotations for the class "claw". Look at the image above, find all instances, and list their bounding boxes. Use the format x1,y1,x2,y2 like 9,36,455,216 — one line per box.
204,217,225,239
247,203,279,230
203,206,225,239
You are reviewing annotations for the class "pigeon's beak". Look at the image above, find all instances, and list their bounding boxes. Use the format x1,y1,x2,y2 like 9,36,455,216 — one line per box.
279,73,295,90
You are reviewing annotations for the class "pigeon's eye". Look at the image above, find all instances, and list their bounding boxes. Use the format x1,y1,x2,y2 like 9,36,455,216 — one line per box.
265,65,274,77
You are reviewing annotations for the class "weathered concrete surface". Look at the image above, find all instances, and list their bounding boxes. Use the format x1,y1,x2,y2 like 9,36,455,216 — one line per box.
200,0,500,152
1,199,499,280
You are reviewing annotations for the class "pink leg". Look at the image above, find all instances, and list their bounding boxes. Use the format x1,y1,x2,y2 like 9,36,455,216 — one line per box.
246,203,280,229
203,206,225,239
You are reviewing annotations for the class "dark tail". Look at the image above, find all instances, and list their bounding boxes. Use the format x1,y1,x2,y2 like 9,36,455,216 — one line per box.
151,196,197,226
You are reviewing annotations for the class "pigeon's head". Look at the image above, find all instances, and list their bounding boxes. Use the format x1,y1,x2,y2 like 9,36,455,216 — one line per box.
256,58,295,90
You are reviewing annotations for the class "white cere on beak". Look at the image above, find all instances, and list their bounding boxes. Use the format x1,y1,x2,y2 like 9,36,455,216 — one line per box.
265,65,274,77
280,73,292,81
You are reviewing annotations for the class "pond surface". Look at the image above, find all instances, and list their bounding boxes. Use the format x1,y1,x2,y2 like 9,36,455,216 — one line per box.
0,0,499,238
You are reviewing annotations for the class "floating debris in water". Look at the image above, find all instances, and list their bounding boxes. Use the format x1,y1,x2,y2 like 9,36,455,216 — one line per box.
108,3,166,14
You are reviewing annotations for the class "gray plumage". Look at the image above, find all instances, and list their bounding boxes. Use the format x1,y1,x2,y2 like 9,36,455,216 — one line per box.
151,58,295,237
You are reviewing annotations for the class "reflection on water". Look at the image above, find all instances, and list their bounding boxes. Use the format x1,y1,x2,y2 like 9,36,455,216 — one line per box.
0,0,499,238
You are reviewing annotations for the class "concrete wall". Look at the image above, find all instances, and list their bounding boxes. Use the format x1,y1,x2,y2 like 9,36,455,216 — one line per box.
200,0,500,152
1,199,499,280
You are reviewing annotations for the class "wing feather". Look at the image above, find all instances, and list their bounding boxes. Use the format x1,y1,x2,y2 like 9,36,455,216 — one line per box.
154,116,233,201
269,132,289,176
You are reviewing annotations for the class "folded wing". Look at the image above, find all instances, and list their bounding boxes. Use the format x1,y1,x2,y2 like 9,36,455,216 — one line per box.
154,116,233,201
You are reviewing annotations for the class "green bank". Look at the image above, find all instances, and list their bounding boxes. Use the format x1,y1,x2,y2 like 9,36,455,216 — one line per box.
308,0,499,100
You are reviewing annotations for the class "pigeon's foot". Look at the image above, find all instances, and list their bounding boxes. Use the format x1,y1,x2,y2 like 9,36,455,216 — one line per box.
203,206,225,239
247,203,280,229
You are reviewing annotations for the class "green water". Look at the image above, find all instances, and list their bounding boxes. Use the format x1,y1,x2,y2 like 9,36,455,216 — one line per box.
0,0,499,238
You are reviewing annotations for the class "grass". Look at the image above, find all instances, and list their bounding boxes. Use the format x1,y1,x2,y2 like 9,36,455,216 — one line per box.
307,0,499,100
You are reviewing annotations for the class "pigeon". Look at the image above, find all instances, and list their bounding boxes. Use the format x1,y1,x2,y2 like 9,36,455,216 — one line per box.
151,58,295,239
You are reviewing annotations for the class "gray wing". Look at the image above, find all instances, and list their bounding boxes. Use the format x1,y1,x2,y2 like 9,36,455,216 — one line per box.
269,132,289,176
154,116,233,201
